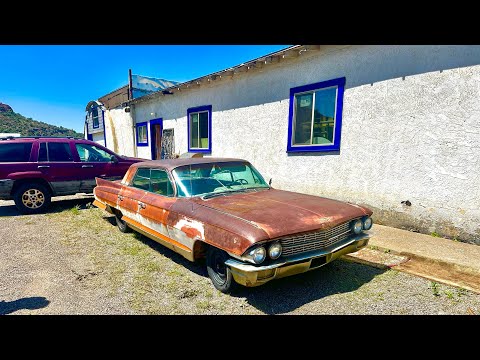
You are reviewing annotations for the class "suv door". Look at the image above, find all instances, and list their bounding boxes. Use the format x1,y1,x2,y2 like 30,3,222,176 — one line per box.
74,143,121,193
37,141,81,195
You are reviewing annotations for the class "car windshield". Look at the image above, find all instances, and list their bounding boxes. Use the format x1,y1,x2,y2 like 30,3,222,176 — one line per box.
171,161,270,198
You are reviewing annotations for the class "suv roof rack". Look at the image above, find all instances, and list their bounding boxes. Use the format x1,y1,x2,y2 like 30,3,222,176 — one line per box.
0,136,80,141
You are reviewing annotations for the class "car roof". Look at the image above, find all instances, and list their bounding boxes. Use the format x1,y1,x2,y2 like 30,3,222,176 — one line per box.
132,157,250,171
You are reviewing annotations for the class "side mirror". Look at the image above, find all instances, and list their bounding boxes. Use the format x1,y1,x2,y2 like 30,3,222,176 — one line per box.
269,178,272,186
111,155,119,164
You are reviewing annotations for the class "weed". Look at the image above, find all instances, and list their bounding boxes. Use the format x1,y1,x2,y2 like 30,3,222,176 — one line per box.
431,281,440,296
456,288,468,297
144,262,162,272
205,289,214,299
369,245,379,251
196,300,210,311
384,248,391,253
431,232,440,238
86,202,93,209
444,290,454,300
70,205,81,215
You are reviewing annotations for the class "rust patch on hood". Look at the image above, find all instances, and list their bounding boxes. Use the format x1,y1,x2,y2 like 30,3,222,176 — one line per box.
193,189,372,239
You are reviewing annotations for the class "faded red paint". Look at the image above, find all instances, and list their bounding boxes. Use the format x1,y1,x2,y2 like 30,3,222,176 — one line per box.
93,158,373,259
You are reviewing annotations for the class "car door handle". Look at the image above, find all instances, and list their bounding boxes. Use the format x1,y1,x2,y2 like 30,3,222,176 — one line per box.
82,165,93,168
37,165,50,169
118,195,124,201
138,201,146,209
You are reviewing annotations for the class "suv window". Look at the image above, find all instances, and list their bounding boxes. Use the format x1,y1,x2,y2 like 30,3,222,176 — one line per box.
40,142,74,162
0,142,33,162
131,168,174,197
76,143,112,162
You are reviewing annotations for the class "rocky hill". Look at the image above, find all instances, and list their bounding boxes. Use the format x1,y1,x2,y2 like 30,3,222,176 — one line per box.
0,102,83,138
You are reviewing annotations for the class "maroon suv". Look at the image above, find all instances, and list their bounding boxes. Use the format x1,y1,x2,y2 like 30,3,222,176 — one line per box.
0,136,144,214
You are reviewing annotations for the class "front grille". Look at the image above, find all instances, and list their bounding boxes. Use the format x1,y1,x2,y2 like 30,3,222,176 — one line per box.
281,221,353,257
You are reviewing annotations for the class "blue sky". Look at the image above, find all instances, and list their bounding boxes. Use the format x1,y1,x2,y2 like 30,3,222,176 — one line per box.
0,45,290,133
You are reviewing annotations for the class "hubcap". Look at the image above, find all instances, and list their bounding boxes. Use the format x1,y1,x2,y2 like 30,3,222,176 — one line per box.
212,254,227,284
21,189,45,209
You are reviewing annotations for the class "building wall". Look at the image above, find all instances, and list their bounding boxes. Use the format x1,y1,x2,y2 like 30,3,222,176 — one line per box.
104,108,136,157
129,45,480,243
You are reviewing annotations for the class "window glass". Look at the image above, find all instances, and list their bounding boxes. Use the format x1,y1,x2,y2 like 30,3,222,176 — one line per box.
131,168,150,191
199,111,209,149
0,143,33,162
75,143,112,162
137,125,147,144
293,93,314,145
312,87,336,145
92,107,99,128
38,142,48,161
46,142,73,162
190,113,199,148
150,169,174,197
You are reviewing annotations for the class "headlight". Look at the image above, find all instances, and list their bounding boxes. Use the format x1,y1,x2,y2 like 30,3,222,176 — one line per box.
268,242,282,259
363,217,373,230
248,246,266,264
352,219,363,234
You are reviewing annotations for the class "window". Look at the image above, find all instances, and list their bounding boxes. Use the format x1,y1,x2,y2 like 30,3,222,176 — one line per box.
136,122,148,147
188,105,212,153
76,143,113,162
131,167,174,197
0,142,33,162
44,142,74,162
92,107,99,129
38,142,48,161
287,77,345,152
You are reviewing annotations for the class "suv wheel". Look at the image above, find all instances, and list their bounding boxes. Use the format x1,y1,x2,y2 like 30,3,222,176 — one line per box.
13,182,52,214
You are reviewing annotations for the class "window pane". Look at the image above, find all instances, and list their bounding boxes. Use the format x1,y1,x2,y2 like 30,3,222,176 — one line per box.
150,169,174,197
190,113,199,148
92,108,99,128
0,143,33,162
132,168,150,191
76,144,112,162
38,143,48,162
312,87,336,145
137,125,147,143
48,143,74,162
293,93,313,145
199,112,209,149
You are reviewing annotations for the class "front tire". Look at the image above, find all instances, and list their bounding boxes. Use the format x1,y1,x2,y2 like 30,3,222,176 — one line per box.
13,182,51,214
206,247,236,293
114,211,130,233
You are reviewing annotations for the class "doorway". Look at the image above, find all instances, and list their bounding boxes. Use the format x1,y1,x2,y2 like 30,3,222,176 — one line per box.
150,118,163,160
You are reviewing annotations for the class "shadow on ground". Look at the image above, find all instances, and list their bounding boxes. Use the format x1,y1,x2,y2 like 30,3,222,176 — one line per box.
0,296,50,315
0,196,95,217
103,214,385,313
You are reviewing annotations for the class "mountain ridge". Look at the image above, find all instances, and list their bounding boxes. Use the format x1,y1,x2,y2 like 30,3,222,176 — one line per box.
0,102,83,138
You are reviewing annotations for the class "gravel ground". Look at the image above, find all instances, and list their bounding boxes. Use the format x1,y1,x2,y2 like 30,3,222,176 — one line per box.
1,195,479,315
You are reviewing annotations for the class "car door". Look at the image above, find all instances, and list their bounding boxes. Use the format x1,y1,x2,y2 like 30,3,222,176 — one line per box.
37,141,81,195
74,143,117,193
117,167,150,223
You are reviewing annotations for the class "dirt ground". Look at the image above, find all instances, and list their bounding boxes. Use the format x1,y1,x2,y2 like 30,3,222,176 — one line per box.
1,195,479,315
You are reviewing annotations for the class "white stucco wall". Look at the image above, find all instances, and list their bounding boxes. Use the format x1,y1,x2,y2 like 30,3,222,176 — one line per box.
127,45,480,243
104,108,136,157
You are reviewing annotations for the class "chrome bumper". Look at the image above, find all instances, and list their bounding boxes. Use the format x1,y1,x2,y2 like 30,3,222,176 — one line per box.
225,233,370,287
0,179,14,200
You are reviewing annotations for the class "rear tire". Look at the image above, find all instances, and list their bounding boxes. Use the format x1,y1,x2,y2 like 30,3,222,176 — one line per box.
206,247,236,293
13,182,51,214
115,211,130,233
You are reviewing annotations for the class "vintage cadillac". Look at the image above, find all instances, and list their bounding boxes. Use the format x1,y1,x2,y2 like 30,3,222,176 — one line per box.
93,158,373,293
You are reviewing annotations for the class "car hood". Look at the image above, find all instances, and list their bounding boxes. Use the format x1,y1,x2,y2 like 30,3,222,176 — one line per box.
193,188,372,239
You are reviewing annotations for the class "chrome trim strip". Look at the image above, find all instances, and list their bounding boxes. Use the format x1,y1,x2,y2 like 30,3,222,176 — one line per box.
225,233,369,272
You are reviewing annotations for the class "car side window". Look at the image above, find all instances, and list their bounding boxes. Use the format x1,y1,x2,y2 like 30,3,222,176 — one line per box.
150,169,174,197
75,143,113,162
131,168,174,197
38,142,48,161
131,168,151,191
47,142,74,162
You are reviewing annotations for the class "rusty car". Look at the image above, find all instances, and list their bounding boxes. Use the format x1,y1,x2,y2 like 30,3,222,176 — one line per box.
92,157,373,293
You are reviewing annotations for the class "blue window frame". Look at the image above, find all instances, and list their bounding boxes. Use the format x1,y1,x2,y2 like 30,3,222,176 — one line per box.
287,77,345,152
136,121,149,147
187,105,212,153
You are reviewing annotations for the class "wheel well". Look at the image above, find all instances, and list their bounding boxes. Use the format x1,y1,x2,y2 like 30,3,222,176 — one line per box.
11,178,53,197
193,240,209,261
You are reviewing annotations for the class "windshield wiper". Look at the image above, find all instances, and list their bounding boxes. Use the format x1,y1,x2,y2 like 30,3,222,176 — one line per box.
202,188,248,199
